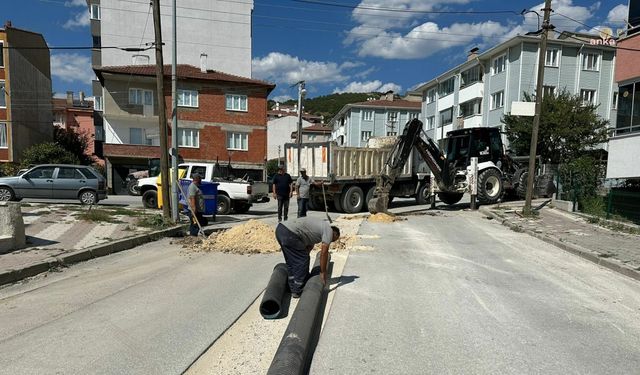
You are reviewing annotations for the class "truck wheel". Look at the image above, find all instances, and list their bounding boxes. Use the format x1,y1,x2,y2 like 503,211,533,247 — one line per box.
415,183,430,205
341,186,364,213
364,186,375,211
217,195,232,215
307,196,317,211
438,192,463,205
127,179,141,196
477,169,503,205
332,194,343,213
142,190,158,209
234,201,251,214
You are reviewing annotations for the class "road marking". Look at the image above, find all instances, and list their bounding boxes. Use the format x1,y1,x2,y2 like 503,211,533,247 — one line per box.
470,289,499,321
74,224,119,250
34,223,74,242
610,322,625,335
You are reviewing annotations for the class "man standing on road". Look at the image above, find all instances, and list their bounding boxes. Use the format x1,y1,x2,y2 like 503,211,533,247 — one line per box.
295,168,320,218
275,217,340,297
188,173,208,236
272,165,293,222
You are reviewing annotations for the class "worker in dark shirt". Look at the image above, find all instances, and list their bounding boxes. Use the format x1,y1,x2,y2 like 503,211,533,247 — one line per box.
272,165,293,222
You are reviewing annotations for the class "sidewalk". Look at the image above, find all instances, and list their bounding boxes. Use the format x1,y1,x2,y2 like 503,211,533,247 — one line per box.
480,200,640,282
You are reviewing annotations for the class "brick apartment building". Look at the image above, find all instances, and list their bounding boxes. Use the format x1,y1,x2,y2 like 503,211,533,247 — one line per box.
93,64,274,194
52,92,101,164
0,22,53,163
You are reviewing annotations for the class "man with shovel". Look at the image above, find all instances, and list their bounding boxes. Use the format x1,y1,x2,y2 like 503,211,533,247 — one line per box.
275,218,340,298
187,173,208,236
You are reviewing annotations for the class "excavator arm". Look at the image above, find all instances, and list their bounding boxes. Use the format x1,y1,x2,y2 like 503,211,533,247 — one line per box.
368,119,447,214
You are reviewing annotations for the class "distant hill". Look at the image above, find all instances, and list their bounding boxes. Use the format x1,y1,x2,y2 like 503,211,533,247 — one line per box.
269,92,381,123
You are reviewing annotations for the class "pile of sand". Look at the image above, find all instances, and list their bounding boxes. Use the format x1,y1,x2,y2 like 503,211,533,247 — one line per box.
368,212,404,223
188,220,280,254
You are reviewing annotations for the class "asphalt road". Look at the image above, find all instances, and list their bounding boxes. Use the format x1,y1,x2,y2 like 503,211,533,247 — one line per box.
0,238,282,374
311,209,640,374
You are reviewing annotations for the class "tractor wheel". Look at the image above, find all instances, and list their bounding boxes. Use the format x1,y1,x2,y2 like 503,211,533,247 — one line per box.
477,169,503,205
142,190,158,209
516,171,529,199
438,192,464,205
341,186,364,213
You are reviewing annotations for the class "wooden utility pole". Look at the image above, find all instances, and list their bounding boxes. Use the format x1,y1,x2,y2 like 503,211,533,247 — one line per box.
152,0,171,219
523,0,553,215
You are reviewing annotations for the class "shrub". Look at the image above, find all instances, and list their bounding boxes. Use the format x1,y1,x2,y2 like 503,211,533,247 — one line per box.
21,142,79,166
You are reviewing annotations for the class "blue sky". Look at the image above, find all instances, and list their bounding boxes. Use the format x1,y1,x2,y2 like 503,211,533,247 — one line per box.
4,0,629,101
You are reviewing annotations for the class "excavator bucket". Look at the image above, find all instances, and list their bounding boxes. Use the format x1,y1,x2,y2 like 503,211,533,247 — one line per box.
368,194,389,214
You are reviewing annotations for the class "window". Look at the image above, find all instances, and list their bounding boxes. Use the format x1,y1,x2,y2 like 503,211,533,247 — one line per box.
582,53,599,71
438,77,455,97
130,128,145,145
179,128,199,148
545,48,560,67
0,123,6,148
491,91,504,110
439,107,453,126
190,166,206,179
386,131,397,136
129,89,144,105
226,94,248,111
90,4,101,20
361,131,372,141
492,54,507,74
92,35,101,49
426,89,436,103
227,132,248,150
460,66,483,87
308,134,317,141
363,110,373,121
387,112,398,122
178,89,198,107
0,42,4,67
0,81,5,107
408,112,419,120
426,116,435,130
25,167,55,179
94,96,103,111
542,85,556,98
56,167,85,179
580,89,596,106
612,92,618,110
459,99,482,117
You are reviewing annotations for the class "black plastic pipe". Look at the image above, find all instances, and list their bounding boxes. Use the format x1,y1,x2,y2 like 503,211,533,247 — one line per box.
260,263,289,319
267,253,326,375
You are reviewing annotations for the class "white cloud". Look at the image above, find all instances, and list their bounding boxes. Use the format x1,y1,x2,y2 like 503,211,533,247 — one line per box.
607,4,628,26
63,11,90,29
65,0,87,7
270,95,293,102
333,80,402,94
252,52,355,85
51,53,94,84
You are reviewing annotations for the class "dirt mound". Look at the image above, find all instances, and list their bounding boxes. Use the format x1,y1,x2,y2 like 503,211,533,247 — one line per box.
368,212,404,223
185,220,280,254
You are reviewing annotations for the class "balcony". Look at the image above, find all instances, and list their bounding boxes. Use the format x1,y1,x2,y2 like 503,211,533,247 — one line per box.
458,81,483,104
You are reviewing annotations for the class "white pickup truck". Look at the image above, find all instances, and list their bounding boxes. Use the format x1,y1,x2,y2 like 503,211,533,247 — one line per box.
137,162,269,214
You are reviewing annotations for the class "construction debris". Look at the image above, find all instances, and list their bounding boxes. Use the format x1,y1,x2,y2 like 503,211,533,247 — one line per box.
183,220,280,254
368,212,405,223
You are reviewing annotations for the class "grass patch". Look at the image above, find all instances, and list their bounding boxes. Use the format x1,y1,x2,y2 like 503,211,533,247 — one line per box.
102,207,145,217
79,209,121,223
20,203,32,207
137,214,173,230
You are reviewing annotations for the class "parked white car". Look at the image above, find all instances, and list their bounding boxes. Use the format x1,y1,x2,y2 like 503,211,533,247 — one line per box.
137,162,269,215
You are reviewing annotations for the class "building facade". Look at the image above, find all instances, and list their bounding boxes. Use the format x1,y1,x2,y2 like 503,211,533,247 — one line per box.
94,64,274,194
267,115,314,161
412,32,618,147
330,93,422,147
52,92,100,164
0,23,53,163
607,26,640,179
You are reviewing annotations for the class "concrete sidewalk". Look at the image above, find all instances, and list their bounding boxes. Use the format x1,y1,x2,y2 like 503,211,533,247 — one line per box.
480,200,640,282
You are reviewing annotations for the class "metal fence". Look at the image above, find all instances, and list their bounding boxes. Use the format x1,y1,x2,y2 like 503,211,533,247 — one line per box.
606,189,640,224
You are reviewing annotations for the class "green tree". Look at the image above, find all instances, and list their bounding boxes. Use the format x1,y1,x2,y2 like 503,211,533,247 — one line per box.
53,127,92,165
21,142,79,166
502,90,609,164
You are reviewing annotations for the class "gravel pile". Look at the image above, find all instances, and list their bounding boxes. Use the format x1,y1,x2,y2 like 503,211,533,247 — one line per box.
184,220,280,254
368,212,405,223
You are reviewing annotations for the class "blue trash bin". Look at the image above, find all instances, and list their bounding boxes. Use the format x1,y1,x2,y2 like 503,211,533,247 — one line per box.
179,180,219,221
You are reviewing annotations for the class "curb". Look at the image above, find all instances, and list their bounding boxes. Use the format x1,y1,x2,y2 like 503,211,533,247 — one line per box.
479,207,640,283
0,224,187,287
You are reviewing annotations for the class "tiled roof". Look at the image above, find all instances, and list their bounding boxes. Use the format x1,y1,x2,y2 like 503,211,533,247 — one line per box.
94,64,275,90
302,124,331,132
350,99,422,109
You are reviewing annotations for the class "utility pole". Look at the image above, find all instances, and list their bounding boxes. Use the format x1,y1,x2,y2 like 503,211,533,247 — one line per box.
523,0,553,215
296,81,306,175
152,0,171,219
170,0,179,222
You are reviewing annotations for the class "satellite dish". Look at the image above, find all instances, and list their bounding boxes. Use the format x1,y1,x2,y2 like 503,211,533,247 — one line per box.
599,27,613,40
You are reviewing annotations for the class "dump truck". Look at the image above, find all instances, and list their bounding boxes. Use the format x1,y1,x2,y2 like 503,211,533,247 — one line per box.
284,138,431,214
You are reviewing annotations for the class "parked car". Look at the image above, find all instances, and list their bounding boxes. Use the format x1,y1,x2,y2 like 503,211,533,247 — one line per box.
0,164,107,204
